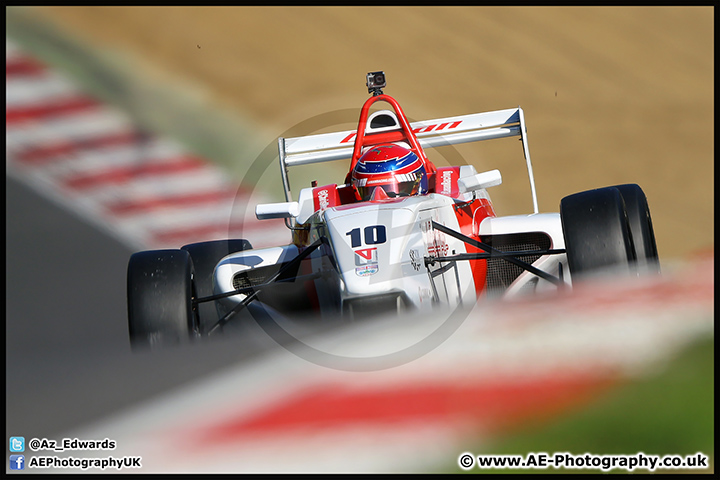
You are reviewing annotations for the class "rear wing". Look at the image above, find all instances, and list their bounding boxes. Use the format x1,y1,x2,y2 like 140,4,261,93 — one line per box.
278,107,539,213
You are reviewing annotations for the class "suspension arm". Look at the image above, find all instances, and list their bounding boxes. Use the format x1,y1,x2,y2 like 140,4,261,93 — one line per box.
430,221,564,286
206,237,326,335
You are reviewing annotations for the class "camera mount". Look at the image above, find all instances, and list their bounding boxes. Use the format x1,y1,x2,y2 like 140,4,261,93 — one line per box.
366,71,386,96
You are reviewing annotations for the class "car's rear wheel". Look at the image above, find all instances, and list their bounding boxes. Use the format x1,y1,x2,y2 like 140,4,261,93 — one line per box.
560,186,635,280
613,184,660,274
127,249,197,349
181,239,252,334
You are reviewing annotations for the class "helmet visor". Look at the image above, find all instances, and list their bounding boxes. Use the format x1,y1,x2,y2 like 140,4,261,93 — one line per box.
356,174,422,201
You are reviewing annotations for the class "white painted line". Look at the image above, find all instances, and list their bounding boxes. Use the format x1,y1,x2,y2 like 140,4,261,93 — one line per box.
6,72,81,107
35,138,189,178
6,109,133,147
79,170,238,205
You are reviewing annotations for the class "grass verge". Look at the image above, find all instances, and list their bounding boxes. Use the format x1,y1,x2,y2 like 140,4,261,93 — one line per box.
446,335,714,474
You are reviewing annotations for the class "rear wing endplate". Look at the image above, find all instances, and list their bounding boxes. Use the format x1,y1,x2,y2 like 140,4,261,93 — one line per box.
278,107,539,213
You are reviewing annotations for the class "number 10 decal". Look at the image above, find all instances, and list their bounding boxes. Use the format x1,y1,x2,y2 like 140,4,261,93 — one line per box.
346,225,387,248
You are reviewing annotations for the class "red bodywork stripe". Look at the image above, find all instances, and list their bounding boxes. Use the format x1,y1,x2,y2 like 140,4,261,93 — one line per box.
453,197,495,295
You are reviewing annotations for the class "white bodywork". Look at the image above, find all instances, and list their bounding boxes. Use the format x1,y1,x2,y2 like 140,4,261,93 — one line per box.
477,213,570,296
216,193,485,316
215,197,569,318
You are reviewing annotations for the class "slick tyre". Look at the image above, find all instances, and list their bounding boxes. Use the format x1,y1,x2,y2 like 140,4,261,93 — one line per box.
181,239,252,334
613,184,660,274
127,249,197,349
560,187,635,280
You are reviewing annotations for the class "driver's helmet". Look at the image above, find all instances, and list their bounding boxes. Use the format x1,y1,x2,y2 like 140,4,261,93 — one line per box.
351,144,428,201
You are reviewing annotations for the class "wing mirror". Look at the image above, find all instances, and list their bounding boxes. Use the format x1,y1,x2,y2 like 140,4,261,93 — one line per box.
457,169,502,193
256,201,299,220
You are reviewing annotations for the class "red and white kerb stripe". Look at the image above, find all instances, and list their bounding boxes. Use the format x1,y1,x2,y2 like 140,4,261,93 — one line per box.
6,38,288,250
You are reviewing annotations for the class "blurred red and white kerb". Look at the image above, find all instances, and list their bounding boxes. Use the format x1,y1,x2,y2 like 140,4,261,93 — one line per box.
6,38,287,250
53,254,713,473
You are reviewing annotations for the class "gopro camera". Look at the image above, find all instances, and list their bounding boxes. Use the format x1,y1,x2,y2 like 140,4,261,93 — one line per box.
366,71,386,95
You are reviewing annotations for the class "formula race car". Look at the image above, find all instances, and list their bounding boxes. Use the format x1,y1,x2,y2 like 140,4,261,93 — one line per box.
127,71,660,348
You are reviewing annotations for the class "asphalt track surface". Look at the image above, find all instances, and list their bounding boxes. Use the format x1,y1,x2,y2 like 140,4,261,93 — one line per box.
5,174,289,440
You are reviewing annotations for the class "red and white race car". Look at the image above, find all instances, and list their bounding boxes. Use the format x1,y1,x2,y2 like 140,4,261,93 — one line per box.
127,71,659,348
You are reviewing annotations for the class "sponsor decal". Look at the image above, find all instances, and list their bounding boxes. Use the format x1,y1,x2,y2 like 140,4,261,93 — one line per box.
340,120,463,144
395,173,419,183
421,219,449,257
413,121,462,134
441,169,453,195
355,264,379,277
354,247,379,276
427,242,449,257
355,247,378,264
313,185,340,212
409,249,422,271
317,189,330,210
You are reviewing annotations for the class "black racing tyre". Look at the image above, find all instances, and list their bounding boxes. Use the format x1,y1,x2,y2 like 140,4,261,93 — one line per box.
613,184,660,274
560,186,635,280
127,249,197,349
181,239,252,334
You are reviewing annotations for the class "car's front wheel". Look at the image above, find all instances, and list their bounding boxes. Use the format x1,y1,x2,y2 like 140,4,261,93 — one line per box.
127,249,198,349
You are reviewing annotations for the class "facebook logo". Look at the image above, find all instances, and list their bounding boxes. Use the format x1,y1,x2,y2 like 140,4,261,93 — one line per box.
9,437,25,452
9,455,25,470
